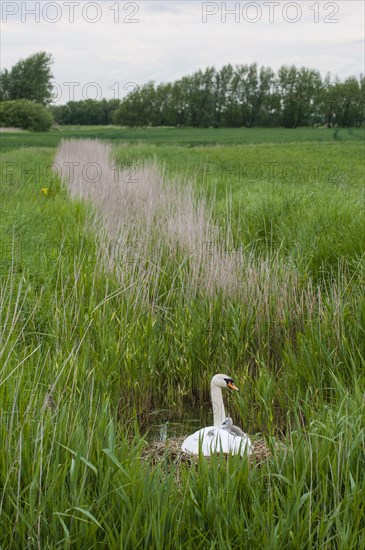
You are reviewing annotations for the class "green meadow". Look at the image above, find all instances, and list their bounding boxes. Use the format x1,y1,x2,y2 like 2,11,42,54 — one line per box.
1,124,364,151
0,128,364,548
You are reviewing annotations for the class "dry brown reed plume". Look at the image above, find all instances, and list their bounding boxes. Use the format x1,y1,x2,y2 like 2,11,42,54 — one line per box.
54,139,317,323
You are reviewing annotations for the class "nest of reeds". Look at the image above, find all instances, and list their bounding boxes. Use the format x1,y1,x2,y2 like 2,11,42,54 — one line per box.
141,435,285,466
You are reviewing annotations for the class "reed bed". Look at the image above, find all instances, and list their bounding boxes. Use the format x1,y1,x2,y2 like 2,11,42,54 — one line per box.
54,139,336,327
0,140,364,548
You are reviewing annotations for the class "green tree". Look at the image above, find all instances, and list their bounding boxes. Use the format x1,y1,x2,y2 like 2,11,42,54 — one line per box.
170,77,192,127
153,83,174,126
321,75,364,127
214,64,234,127
223,68,242,127
334,77,363,127
113,83,156,126
0,52,54,105
359,75,365,126
101,99,121,124
277,66,323,127
243,64,275,127
0,99,53,131
199,67,217,127
51,99,121,125
109,63,363,129
321,74,338,127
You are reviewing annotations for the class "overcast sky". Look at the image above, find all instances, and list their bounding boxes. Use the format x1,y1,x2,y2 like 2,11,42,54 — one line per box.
1,1,364,103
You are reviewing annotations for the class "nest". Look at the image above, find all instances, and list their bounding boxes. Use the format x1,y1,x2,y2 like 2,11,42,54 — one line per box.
141,435,285,467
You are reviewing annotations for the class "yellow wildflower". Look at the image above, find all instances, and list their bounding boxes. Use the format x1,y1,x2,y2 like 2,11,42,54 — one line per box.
41,187,49,196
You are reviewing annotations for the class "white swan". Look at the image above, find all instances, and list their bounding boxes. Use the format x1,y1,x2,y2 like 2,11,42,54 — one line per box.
181,374,252,456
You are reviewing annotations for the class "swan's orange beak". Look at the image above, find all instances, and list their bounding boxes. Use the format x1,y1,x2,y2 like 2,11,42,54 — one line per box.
227,381,239,391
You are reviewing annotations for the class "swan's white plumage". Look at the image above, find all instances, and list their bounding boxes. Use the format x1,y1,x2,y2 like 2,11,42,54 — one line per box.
181,425,252,456
181,373,252,456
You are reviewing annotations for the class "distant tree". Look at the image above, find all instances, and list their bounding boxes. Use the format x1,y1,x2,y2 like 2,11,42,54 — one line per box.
199,67,217,127
243,64,275,127
113,82,158,126
50,104,72,125
153,83,174,125
185,72,202,127
214,64,234,127
256,78,281,127
333,77,363,127
0,99,53,131
223,69,241,127
277,65,323,127
40,61,363,129
50,99,121,125
65,99,105,125
0,52,54,105
169,77,191,126
321,76,364,127
359,75,365,126
277,66,299,127
101,98,121,124
321,74,338,127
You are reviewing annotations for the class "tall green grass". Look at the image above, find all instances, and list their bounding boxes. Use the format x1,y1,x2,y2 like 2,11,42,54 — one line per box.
0,140,364,547
114,141,364,278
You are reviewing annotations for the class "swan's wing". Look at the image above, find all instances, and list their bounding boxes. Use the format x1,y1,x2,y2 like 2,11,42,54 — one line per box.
182,426,252,456
181,427,217,455
210,428,252,456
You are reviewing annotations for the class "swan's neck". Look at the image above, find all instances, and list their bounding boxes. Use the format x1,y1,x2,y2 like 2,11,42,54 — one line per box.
211,383,226,426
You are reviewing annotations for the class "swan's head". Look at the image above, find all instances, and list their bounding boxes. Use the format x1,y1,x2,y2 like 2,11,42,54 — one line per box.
211,374,239,391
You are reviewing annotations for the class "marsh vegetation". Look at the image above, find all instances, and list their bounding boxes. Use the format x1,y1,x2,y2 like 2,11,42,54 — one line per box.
0,129,364,548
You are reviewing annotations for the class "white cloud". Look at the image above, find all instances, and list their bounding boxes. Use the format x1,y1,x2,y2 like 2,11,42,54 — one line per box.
1,1,363,103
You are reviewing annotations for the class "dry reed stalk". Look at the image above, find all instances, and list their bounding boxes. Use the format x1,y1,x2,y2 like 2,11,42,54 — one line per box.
54,139,321,323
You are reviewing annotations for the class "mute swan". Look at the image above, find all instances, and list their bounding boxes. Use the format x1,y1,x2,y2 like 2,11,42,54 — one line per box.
181,374,252,456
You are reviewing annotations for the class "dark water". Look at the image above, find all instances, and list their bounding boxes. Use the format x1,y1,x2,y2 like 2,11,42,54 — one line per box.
143,401,212,442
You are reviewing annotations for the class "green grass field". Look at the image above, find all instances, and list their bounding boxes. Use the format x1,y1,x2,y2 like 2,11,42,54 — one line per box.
1,124,364,152
1,128,364,548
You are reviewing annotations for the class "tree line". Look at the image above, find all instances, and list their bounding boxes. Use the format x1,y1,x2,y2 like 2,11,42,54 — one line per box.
1,53,364,130
51,64,364,128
